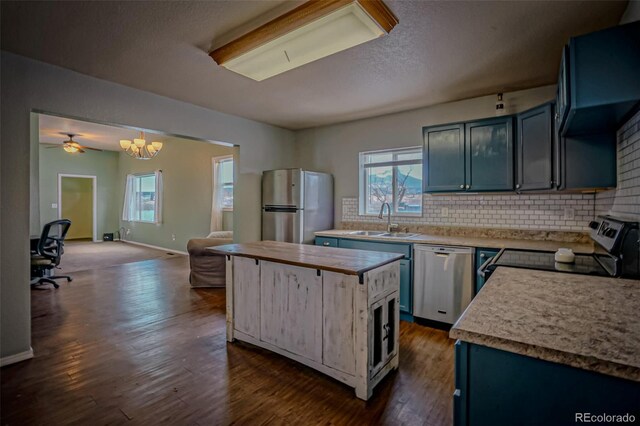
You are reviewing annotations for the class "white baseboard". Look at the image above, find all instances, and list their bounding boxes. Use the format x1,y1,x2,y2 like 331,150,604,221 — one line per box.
1,347,34,367
121,240,188,256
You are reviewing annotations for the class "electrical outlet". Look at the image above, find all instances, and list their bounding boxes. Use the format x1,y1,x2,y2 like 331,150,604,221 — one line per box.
441,207,449,217
171,233,176,241
51,203,58,209
564,208,575,220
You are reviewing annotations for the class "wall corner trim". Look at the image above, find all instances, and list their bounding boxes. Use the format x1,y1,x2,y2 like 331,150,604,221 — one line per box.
0,347,34,367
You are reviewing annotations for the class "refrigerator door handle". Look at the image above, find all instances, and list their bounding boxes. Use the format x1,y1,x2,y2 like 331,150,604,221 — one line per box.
263,206,299,213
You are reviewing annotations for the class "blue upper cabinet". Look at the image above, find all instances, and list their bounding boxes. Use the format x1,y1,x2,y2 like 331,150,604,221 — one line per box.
465,116,514,192
516,103,554,191
423,124,465,192
424,118,514,193
559,21,640,136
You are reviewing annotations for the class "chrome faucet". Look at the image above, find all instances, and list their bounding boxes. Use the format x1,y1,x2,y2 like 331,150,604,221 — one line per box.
378,202,399,233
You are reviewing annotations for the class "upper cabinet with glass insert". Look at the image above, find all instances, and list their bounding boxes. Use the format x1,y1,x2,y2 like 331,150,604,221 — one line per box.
359,147,423,216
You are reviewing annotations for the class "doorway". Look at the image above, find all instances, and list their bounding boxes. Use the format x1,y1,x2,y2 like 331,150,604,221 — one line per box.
58,174,97,241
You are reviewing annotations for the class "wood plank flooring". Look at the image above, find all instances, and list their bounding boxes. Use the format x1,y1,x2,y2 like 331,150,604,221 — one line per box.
1,256,454,425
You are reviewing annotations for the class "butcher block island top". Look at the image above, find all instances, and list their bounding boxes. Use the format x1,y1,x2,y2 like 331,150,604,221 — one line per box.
214,240,402,400
208,240,404,277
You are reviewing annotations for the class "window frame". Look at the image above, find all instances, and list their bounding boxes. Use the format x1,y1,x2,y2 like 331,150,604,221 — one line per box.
130,172,157,224
213,155,234,212
358,146,423,217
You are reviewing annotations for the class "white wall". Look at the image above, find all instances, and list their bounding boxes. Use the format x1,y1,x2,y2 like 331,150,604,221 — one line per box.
296,85,557,222
0,51,296,360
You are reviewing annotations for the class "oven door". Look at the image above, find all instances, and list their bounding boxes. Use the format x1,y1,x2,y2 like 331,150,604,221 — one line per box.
476,249,503,292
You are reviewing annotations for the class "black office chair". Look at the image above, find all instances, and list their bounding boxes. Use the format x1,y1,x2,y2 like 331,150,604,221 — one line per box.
30,219,73,289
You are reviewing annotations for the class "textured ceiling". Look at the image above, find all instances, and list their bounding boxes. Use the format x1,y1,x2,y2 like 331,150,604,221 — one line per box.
39,113,184,151
2,1,627,129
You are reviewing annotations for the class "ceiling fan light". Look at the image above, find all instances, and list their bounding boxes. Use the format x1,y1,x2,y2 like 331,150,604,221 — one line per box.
64,145,78,153
151,141,163,151
134,138,146,148
120,139,132,150
147,145,156,154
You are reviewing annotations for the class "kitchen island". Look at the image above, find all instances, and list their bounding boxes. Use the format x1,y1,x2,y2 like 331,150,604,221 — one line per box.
450,267,640,426
208,241,404,400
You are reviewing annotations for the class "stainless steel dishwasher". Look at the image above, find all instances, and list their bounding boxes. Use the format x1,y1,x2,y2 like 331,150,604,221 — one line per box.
413,245,475,324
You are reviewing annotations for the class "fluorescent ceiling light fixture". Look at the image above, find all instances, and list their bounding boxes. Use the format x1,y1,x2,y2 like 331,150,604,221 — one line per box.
210,0,398,81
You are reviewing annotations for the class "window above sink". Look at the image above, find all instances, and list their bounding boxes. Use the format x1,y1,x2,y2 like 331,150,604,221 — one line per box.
358,146,423,217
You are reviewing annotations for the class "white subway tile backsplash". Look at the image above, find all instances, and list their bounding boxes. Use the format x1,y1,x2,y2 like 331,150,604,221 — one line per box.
342,191,596,232
596,110,640,221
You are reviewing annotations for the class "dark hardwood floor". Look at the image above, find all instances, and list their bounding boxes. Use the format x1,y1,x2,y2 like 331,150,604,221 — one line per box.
1,256,454,425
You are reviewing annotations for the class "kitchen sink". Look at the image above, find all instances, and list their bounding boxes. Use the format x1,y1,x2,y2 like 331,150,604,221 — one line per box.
349,230,386,236
348,230,419,238
380,232,419,238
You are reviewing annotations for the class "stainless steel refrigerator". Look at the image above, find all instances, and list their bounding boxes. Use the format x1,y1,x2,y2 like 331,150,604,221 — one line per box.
262,169,333,244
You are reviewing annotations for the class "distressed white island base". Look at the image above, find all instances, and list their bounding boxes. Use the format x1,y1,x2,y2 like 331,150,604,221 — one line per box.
209,241,403,400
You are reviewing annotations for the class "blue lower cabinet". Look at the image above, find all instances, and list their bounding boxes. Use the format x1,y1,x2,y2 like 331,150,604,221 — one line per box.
327,238,413,318
454,341,640,426
475,248,499,294
399,259,412,314
337,238,412,259
315,237,338,247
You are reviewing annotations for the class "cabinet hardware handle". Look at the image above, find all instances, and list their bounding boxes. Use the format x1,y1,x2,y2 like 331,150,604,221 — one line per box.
480,253,486,258
516,184,521,189
465,184,470,189
459,184,464,189
323,242,330,246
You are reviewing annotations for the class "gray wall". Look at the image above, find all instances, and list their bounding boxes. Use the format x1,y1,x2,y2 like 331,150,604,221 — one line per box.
39,145,121,239
295,85,557,222
0,51,295,360
117,137,235,252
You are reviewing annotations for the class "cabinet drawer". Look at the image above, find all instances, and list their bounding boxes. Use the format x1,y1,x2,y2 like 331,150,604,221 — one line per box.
339,239,411,259
315,237,338,247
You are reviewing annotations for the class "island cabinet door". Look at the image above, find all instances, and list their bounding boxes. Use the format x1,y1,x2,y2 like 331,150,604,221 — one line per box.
322,272,357,375
369,292,399,377
233,256,261,339
260,261,323,363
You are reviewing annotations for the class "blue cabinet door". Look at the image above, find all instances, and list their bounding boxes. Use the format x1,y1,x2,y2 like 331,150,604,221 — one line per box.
475,248,499,294
338,238,413,315
465,117,514,191
337,239,412,259
564,21,640,136
423,124,466,192
315,236,338,247
455,341,640,426
399,259,412,314
516,103,553,191
556,45,570,132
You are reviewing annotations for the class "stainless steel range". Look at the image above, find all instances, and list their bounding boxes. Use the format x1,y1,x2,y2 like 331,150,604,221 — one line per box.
479,215,640,281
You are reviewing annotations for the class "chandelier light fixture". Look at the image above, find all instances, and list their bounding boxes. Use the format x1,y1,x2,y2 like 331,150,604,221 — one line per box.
119,131,163,160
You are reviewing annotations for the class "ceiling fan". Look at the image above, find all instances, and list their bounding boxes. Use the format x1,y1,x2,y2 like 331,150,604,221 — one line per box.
46,133,103,153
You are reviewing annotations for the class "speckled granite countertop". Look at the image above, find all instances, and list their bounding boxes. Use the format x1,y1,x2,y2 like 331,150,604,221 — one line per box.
450,267,640,382
315,230,594,254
